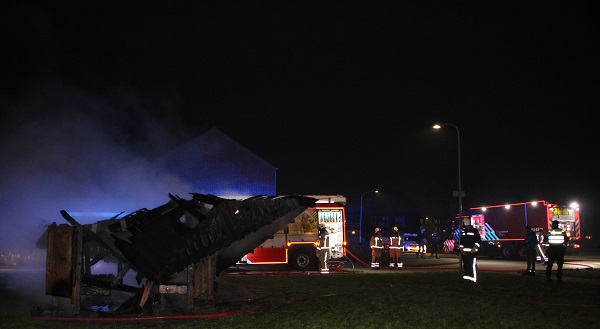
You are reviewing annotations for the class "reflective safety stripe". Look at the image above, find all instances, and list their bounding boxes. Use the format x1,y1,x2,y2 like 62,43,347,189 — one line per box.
463,276,476,282
462,258,478,282
390,236,402,247
536,244,548,261
548,230,566,245
371,236,384,248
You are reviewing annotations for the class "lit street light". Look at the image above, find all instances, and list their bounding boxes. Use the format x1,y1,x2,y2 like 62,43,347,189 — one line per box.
433,123,463,218
359,190,378,244
433,123,463,271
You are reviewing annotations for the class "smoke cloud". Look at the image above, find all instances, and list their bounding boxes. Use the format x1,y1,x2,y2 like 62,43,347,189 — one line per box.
0,80,195,253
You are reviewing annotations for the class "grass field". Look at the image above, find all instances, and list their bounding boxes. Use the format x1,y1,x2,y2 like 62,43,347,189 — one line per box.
2,267,599,329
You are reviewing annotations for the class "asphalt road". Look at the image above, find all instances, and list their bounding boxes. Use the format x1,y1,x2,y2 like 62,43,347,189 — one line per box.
226,250,600,275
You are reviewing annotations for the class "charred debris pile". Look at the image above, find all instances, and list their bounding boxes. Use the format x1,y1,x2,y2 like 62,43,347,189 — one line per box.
43,193,316,316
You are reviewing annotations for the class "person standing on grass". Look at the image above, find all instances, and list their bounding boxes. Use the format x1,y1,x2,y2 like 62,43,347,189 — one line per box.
370,227,384,270
429,230,440,259
458,217,481,283
316,224,330,274
388,226,403,269
545,220,569,283
522,225,538,275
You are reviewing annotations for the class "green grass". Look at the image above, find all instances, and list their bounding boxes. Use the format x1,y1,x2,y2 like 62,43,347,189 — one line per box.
2,268,599,328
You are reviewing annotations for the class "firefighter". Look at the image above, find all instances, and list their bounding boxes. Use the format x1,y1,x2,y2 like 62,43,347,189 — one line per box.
545,220,569,283
370,227,384,270
458,217,481,283
536,230,547,263
317,224,330,274
388,226,403,269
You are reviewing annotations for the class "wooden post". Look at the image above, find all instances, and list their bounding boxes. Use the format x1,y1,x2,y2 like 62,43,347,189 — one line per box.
45,225,74,297
186,264,194,310
72,225,83,315
83,240,91,276
195,254,216,300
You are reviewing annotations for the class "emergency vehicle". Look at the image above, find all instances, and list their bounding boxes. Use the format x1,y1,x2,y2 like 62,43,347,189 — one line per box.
239,195,347,271
445,200,581,260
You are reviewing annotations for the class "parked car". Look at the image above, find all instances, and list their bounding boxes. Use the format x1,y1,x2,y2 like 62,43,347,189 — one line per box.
403,233,426,254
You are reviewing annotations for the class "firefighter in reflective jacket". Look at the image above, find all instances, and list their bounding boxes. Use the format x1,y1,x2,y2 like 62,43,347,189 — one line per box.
317,224,330,274
545,220,569,283
458,217,481,282
370,227,384,270
536,230,548,263
388,227,403,269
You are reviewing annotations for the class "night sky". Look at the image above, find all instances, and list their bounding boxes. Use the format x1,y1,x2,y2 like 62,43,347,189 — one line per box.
1,1,598,250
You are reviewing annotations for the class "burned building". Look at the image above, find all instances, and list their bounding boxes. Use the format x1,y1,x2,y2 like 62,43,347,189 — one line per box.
44,193,316,315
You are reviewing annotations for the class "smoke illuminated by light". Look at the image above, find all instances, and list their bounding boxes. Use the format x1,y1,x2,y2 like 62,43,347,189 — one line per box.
0,82,195,252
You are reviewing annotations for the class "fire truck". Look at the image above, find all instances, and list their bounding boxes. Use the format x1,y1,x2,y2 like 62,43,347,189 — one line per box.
239,195,347,271
446,200,581,260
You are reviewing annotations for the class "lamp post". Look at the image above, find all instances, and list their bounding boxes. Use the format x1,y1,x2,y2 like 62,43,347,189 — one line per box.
433,123,462,218
359,190,378,244
433,123,462,271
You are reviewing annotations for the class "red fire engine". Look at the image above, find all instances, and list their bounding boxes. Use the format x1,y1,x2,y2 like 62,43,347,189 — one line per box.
445,200,581,260
239,195,347,271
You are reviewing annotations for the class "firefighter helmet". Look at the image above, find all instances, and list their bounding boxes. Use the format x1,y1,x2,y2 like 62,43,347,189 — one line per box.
392,226,398,231
374,227,381,233
462,217,471,226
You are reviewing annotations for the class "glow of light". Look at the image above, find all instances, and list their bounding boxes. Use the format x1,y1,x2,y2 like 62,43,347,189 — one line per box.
67,211,123,218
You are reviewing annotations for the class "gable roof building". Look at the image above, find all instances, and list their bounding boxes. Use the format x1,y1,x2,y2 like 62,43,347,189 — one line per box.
156,126,277,197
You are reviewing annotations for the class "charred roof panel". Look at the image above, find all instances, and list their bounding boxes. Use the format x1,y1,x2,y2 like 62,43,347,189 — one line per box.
84,193,316,282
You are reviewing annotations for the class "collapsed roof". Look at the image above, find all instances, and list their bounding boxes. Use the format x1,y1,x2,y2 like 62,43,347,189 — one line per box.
44,193,317,314
65,193,317,283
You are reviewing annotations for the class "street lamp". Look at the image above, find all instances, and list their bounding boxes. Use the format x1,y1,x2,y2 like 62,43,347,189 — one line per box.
432,123,463,219
359,190,378,244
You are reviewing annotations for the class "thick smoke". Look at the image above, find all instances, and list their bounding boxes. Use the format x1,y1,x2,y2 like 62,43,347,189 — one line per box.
0,80,194,253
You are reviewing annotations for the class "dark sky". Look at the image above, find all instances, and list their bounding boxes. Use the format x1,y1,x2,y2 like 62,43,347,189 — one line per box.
1,1,598,249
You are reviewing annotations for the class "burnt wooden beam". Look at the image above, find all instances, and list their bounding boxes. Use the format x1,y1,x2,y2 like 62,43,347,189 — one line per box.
60,209,81,226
